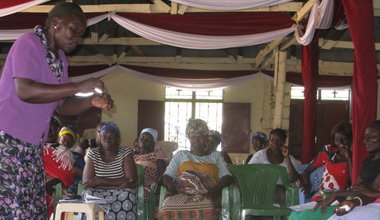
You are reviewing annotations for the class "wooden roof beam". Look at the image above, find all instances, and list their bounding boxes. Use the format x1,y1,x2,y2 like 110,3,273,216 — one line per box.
292,0,314,23
151,0,171,13
254,36,286,68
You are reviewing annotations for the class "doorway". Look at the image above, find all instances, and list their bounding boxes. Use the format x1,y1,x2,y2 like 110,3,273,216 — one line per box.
288,99,350,160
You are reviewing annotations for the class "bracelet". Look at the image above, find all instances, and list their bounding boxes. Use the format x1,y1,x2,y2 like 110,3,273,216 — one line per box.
353,196,363,206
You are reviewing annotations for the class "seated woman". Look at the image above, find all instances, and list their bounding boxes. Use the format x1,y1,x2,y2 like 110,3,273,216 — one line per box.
208,130,233,164
134,128,169,202
248,128,300,183
301,121,352,201
289,120,380,220
43,126,76,218
82,122,138,219
245,131,268,164
160,119,233,220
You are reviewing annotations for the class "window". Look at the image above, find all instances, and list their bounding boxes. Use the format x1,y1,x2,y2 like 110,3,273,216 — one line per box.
164,87,223,150
290,86,350,101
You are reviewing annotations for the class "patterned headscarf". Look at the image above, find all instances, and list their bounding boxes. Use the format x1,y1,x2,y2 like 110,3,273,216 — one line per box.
186,119,209,138
251,131,268,144
58,127,77,141
99,121,120,138
209,130,222,142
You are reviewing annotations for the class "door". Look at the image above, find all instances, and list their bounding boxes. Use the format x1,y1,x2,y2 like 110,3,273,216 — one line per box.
288,100,350,160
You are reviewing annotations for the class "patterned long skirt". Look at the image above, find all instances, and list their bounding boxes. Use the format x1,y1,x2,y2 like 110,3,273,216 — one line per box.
83,188,137,220
0,131,47,219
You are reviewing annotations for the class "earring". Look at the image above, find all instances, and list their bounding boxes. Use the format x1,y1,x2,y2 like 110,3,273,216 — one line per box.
54,26,57,29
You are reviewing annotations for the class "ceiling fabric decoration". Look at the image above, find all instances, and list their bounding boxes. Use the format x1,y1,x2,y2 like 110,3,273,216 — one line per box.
169,0,291,10
118,12,294,36
295,0,334,45
70,65,265,90
0,13,107,40
0,0,50,18
69,64,356,89
0,12,295,49
112,13,295,49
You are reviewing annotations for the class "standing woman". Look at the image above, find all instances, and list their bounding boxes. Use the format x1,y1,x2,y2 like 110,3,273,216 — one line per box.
0,2,113,219
82,122,138,220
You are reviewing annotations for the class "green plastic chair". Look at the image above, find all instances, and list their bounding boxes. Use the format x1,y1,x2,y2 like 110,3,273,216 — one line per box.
228,164,299,220
147,182,158,220
53,182,64,205
136,164,147,220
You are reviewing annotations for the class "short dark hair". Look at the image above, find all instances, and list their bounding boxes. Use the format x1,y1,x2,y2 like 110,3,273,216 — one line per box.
46,2,86,27
331,121,352,144
368,120,380,134
269,128,287,141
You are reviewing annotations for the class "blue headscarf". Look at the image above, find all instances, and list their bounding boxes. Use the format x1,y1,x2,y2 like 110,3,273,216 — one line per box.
99,122,120,138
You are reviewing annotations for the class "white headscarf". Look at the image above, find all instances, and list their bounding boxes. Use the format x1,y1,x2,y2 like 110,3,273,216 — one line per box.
141,128,158,143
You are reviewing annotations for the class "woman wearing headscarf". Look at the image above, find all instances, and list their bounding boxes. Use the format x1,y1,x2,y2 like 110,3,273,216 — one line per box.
160,119,233,220
245,131,268,164
43,126,77,218
208,130,233,164
134,128,169,202
82,122,138,220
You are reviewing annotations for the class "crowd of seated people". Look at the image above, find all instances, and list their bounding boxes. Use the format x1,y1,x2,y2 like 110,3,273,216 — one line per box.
289,120,380,220
42,118,380,220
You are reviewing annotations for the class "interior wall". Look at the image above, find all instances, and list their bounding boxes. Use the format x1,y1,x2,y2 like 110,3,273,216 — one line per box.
100,68,268,154
100,68,165,147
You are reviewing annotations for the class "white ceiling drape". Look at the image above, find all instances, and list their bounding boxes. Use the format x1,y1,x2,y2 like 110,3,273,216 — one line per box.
295,0,334,45
0,12,295,49
0,0,50,17
70,65,270,90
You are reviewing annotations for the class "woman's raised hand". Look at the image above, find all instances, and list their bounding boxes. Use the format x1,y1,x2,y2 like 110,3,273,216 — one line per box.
91,93,113,111
281,145,289,158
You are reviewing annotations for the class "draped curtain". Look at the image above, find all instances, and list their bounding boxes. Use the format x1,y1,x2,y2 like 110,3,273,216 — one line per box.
301,35,319,163
341,0,378,184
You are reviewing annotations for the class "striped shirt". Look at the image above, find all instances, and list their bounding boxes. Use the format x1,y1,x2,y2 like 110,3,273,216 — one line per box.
88,147,132,179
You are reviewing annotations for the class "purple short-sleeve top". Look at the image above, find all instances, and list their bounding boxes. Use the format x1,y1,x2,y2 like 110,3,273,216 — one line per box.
0,32,69,145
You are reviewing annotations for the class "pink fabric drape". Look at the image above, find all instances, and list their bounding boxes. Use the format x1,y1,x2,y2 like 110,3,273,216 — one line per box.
342,0,377,184
301,35,319,163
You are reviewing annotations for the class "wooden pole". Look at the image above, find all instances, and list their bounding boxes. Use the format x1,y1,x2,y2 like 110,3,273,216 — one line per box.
273,49,287,128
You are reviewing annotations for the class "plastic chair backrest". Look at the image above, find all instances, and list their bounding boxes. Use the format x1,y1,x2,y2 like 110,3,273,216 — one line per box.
136,164,146,220
229,164,290,209
156,141,178,159
136,164,145,186
53,182,63,205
